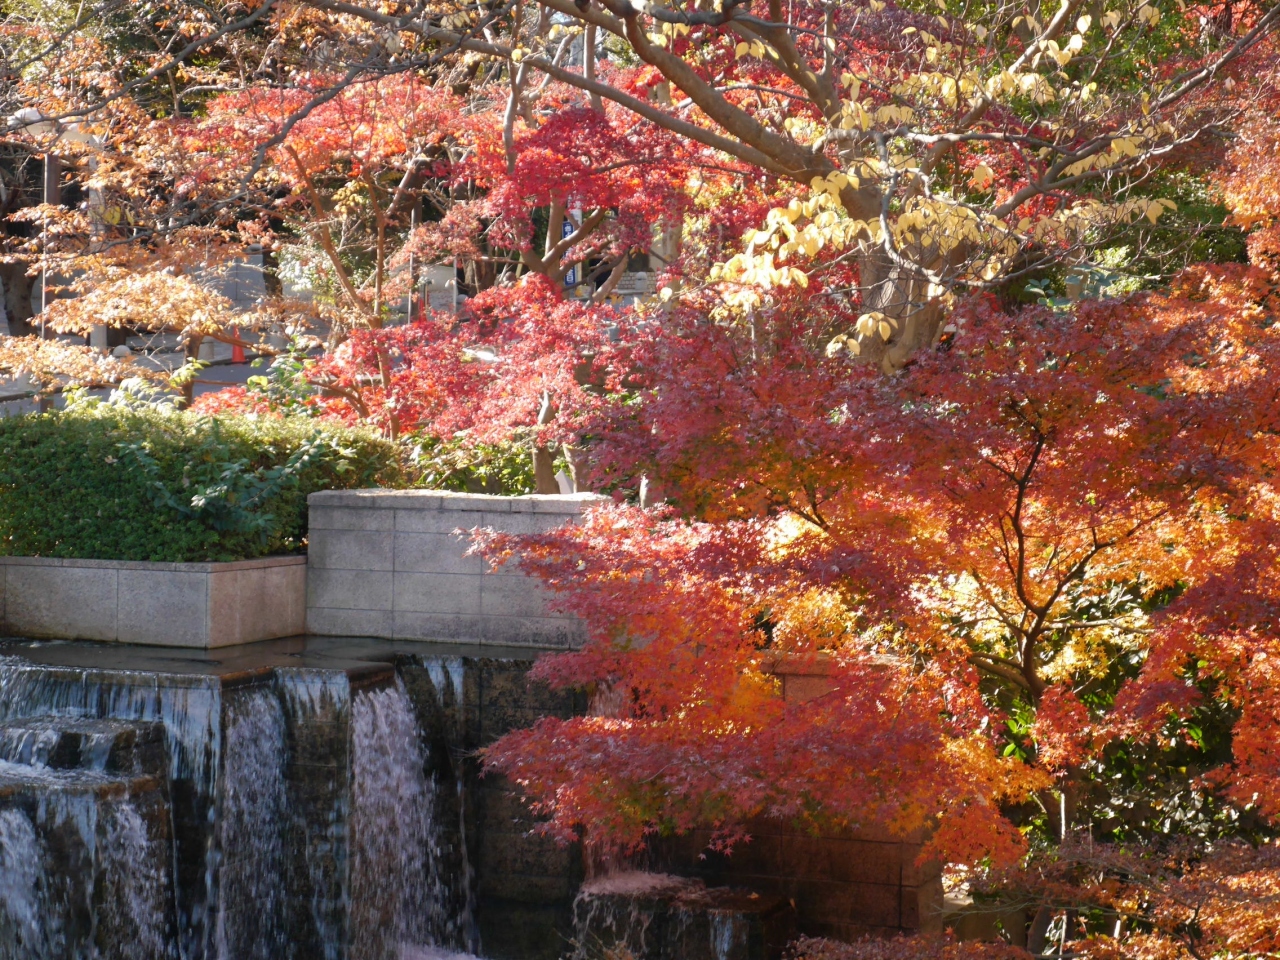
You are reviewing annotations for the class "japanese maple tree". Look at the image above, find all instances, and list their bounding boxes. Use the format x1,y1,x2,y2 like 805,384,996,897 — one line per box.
477,224,1280,956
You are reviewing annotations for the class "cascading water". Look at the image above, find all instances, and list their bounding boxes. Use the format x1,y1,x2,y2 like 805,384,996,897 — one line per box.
0,724,61,768
0,644,491,960
0,657,220,960
709,913,748,960
0,760,177,960
98,797,179,960
350,679,448,960
414,655,476,954
0,659,222,791
571,873,793,960
213,685,288,960
418,658,466,713
0,805,43,958
274,667,354,960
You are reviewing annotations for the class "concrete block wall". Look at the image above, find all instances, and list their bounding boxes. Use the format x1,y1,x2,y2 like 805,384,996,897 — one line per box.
0,555,306,647
651,653,945,938
306,490,602,647
653,823,943,940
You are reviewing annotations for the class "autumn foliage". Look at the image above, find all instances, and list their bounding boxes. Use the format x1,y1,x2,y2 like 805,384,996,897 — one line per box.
478,233,1280,956
4,0,1280,955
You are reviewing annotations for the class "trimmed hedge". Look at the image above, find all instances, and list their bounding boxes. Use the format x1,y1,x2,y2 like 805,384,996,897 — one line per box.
0,402,398,562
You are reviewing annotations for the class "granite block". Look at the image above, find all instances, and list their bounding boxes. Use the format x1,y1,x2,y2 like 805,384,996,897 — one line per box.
305,606,394,639
117,568,208,646
480,575,558,619
307,530,394,572
306,569,392,611
4,562,118,641
308,505,396,532
392,532,484,575
393,572,483,615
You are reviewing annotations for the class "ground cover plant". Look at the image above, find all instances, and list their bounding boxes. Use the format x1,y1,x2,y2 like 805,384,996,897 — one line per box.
3,0,1280,955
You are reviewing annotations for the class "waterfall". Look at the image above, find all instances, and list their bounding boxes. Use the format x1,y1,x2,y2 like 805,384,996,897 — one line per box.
0,649,484,960
0,805,43,958
709,912,748,960
0,762,177,960
418,658,465,710
275,667,353,960
414,654,477,953
0,659,222,792
350,679,444,960
214,685,288,960
0,658,220,959
0,722,61,767
99,799,179,960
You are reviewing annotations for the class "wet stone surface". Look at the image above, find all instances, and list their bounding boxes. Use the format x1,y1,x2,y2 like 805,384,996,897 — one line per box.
0,716,168,777
0,636,583,960
571,873,795,960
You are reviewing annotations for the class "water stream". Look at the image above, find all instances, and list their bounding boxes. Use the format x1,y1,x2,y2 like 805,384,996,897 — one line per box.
0,649,480,960
213,685,288,960
350,680,441,960
0,760,176,960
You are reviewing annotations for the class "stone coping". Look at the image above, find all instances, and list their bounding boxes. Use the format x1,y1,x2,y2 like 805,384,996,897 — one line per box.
309,489,605,513
0,554,308,572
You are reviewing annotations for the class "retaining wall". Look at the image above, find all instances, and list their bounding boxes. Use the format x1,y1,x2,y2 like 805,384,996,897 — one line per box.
306,490,601,647
0,555,306,647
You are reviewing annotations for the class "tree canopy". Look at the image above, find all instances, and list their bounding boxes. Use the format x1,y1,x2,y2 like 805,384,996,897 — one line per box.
2,0,1280,955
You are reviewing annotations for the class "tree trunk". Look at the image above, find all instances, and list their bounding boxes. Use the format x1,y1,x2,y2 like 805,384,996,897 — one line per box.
857,248,946,373
532,444,558,494
532,389,559,493
1027,905,1054,955
0,264,37,338
261,246,283,299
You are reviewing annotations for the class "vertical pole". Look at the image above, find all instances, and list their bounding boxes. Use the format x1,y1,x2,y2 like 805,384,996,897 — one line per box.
407,205,417,323
40,152,61,339
40,155,48,338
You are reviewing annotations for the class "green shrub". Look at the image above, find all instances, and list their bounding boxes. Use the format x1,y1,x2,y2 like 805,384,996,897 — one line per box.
0,401,399,562
409,435,537,495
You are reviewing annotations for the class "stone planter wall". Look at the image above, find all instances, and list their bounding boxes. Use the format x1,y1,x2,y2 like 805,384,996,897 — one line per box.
648,653,945,939
305,489,601,647
0,555,306,647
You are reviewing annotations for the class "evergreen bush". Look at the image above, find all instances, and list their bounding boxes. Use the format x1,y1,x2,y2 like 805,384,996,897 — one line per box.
0,399,398,562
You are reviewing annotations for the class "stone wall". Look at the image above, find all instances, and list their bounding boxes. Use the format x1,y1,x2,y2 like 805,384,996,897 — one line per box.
0,554,306,647
649,654,943,940
306,490,601,647
652,824,943,941
458,658,588,960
